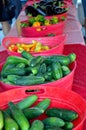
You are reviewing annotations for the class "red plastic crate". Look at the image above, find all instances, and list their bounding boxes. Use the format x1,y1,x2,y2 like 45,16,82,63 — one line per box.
0,86,86,130
2,35,66,56
20,19,66,37
0,61,76,90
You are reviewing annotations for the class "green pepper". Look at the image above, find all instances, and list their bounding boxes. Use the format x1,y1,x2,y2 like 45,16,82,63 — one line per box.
35,15,45,23
50,16,59,24
28,17,36,26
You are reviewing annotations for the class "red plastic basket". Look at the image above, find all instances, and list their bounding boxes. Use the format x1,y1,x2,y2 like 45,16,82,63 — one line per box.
24,1,68,20
0,61,76,90
20,19,66,37
2,35,66,56
0,86,86,130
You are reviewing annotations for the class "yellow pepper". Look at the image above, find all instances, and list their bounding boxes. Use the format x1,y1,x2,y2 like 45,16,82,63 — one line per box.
32,22,41,27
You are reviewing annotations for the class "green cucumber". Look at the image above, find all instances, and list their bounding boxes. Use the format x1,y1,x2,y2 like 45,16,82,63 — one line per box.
1,78,14,85
16,63,26,68
4,117,19,130
46,108,78,121
61,66,71,76
17,95,38,109
43,117,65,127
0,110,4,130
8,102,30,130
38,63,47,74
44,53,76,66
44,55,70,66
5,95,38,115
52,62,63,80
1,63,16,78
36,98,51,111
21,51,33,60
23,107,44,120
6,56,29,65
63,122,74,130
31,64,40,75
3,111,19,130
14,75,45,86
7,75,20,84
68,53,76,63
30,56,44,67
46,66,52,72
2,68,26,77
43,71,52,81
30,120,44,130
1,63,16,73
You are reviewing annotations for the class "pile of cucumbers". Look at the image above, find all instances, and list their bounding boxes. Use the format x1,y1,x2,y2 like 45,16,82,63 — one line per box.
0,94,78,130
0,51,76,86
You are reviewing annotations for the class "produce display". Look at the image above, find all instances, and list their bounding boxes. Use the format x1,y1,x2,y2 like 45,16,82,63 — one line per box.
0,51,76,86
1,0,86,129
25,0,68,16
21,15,66,28
8,40,50,53
0,94,78,130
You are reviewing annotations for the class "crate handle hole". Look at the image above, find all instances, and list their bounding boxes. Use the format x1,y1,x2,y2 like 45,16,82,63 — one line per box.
25,89,44,94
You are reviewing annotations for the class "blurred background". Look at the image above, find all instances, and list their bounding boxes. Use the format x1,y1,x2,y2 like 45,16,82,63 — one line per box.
0,0,85,44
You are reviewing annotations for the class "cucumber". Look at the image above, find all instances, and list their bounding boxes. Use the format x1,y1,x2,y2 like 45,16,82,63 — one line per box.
2,68,26,77
5,95,38,115
21,51,33,60
30,120,44,130
1,63,16,73
31,64,40,75
7,75,20,84
46,108,78,121
1,63,16,78
43,71,52,81
52,62,63,80
6,56,29,65
23,107,44,120
44,53,76,66
46,66,52,72
42,117,65,127
38,63,47,74
16,63,26,68
63,122,74,130
7,75,45,86
68,53,76,63
8,102,30,130
4,117,19,130
36,98,51,111
14,75,45,86
3,111,19,130
0,110,4,130
1,78,14,85
16,95,38,109
30,56,44,67
44,55,70,66
61,66,71,76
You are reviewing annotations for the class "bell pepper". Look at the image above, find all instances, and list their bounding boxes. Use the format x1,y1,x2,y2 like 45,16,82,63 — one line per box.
44,19,50,26
50,16,59,24
28,17,36,26
32,22,41,27
35,15,45,23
